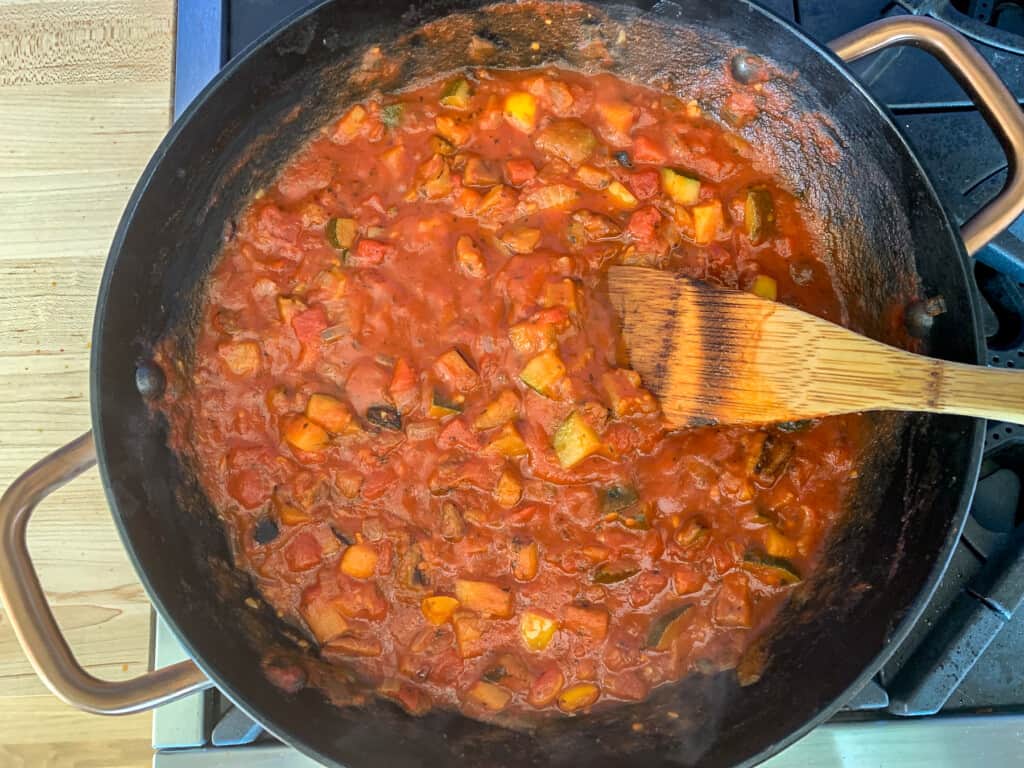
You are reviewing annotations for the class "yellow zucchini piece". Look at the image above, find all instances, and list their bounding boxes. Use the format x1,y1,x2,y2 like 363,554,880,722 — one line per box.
519,349,567,397
218,341,262,376
503,91,538,133
485,423,529,458
306,394,353,434
339,543,378,579
455,579,514,618
692,200,724,244
474,390,521,430
557,683,600,713
421,595,460,625
660,168,701,205
606,180,638,209
552,412,602,468
467,681,512,712
751,274,778,301
520,611,559,651
282,414,329,452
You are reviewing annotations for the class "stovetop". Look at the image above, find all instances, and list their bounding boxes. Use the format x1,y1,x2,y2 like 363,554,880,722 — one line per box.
155,0,1024,765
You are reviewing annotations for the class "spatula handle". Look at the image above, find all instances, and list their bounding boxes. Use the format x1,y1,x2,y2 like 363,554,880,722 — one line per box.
929,360,1024,424
768,316,1024,425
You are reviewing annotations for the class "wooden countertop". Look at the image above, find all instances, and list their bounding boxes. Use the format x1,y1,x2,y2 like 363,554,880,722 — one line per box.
0,1,175,765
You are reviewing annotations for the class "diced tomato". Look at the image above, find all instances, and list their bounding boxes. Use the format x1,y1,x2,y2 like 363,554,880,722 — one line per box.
351,238,396,266
285,532,323,571
291,305,328,345
227,469,270,508
626,206,663,245
632,135,667,164
714,572,753,628
628,170,660,201
389,358,419,412
673,565,704,595
437,418,481,451
504,158,537,186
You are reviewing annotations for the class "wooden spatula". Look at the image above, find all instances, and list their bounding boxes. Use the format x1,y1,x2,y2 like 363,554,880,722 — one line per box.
607,265,1024,428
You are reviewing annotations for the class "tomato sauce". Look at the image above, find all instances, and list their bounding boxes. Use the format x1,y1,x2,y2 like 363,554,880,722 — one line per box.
158,68,862,720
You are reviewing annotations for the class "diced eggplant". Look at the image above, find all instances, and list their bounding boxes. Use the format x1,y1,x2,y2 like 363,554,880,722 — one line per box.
600,485,639,514
743,550,801,584
754,433,794,484
745,188,774,244
253,517,279,545
365,404,402,431
645,604,692,650
534,119,597,166
593,561,640,584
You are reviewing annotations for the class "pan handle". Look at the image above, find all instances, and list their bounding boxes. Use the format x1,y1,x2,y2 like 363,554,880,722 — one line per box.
829,16,1024,256
0,432,211,714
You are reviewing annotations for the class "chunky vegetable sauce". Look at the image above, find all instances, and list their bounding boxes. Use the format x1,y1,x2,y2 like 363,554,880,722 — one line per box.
158,68,862,720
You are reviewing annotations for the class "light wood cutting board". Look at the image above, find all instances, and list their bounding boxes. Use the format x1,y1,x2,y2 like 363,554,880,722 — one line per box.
0,1,174,765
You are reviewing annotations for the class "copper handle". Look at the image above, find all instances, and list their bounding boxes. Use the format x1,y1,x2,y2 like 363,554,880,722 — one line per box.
830,16,1024,256
0,432,211,714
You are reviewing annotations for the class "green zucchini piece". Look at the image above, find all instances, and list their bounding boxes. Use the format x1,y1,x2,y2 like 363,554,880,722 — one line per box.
366,404,402,431
743,550,801,584
440,77,473,109
428,390,463,419
745,188,774,244
381,103,404,129
646,604,692,650
593,561,640,584
326,217,358,250
552,412,603,469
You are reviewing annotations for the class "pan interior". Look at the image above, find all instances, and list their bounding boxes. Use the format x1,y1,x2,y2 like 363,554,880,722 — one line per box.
92,1,982,766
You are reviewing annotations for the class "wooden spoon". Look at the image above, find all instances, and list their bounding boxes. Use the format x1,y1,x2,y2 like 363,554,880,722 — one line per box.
607,265,1024,428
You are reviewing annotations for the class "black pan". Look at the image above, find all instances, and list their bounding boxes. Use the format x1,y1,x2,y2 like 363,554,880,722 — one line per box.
3,1,1024,766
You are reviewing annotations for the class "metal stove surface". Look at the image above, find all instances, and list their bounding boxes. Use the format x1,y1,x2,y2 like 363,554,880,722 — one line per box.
155,0,1024,764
